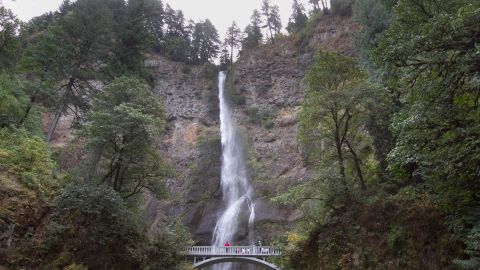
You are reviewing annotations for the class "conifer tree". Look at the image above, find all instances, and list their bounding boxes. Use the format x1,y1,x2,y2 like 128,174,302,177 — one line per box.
163,4,190,62
271,5,282,37
261,0,274,42
309,0,329,12
191,19,220,64
242,9,263,50
219,45,231,70
261,0,282,43
287,0,308,33
224,21,242,64
22,0,116,141
144,0,165,52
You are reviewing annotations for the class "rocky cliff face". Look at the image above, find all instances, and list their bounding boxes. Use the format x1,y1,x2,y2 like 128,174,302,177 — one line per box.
146,14,357,243
143,56,223,243
223,14,356,241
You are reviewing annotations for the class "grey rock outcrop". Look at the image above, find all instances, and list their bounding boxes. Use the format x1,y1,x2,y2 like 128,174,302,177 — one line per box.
146,14,357,244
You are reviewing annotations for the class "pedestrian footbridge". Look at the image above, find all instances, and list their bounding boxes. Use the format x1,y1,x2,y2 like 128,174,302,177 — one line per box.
185,246,282,270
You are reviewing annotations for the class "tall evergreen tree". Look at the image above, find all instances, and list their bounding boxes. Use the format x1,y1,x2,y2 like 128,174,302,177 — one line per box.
310,0,329,12
219,44,231,70
144,0,165,52
190,19,219,64
164,4,185,37
224,21,242,64
108,0,155,78
261,0,274,42
242,9,263,51
287,0,308,33
261,0,282,42
22,0,116,142
270,5,282,37
374,2,480,266
163,4,190,62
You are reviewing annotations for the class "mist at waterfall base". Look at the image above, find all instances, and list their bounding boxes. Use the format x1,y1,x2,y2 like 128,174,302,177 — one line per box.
211,72,256,270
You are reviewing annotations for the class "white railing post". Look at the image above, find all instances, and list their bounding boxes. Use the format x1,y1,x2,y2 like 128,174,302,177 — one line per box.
186,246,281,257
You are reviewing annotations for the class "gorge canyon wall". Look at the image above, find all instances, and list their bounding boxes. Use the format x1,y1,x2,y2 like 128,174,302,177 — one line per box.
145,14,358,243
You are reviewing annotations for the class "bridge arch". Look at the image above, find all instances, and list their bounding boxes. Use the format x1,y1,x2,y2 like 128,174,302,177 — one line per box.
193,256,280,270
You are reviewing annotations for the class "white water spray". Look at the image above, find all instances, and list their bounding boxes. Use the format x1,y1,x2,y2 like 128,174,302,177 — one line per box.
212,71,256,270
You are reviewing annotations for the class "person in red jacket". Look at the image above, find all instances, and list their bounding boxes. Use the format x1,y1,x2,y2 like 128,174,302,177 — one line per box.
224,241,231,253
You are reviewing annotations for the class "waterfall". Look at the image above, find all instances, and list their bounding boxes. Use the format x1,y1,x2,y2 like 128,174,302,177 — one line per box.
212,71,255,270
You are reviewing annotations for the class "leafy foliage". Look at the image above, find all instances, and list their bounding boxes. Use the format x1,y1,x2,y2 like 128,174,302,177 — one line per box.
48,184,145,268
299,52,372,190
282,0,480,268
373,0,480,266
80,76,169,197
0,128,56,195
48,183,192,269
0,5,21,72
0,74,28,128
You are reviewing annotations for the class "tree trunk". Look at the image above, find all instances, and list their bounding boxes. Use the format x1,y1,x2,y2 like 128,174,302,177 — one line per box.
17,92,38,127
266,16,274,43
334,132,347,185
46,78,75,142
113,157,123,192
86,145,104,182
45,103,65,142
230,43,234,65
346,139,366,191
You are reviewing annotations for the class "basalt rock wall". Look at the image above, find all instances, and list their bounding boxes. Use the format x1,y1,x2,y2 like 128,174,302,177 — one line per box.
150,14,357,243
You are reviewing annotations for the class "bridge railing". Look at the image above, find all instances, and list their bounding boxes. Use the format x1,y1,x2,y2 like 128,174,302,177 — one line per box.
186,246,281,256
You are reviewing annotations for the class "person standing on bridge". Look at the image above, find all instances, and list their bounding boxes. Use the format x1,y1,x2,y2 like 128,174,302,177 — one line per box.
224,241,231,253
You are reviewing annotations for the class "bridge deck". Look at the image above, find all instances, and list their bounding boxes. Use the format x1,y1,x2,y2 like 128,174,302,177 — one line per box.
186,246,281,257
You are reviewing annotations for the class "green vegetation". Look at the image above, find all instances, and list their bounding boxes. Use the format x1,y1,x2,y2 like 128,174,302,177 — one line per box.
79,76,169,197
47,184,191,269
246,107,275,129
275,0,480,269
0,1,191,268
286,0,308,34
187,131,221,203
2,0,479,268
241,9,263,52
261,0,283,43
0,128,56,196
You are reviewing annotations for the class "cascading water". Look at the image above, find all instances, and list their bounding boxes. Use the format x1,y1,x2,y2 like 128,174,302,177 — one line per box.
212,71,255,270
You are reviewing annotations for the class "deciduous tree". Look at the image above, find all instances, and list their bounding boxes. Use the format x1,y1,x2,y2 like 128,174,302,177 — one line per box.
81,76,168,197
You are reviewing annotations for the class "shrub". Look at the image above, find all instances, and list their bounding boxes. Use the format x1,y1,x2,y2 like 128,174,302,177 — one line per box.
48,184,145,269
246,107,275,129
231,93,246,106
0,128,56,195
47,183,193,269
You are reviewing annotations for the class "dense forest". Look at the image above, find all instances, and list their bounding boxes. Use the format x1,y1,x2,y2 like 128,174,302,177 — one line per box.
0,0,479,269
275,0,480,269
